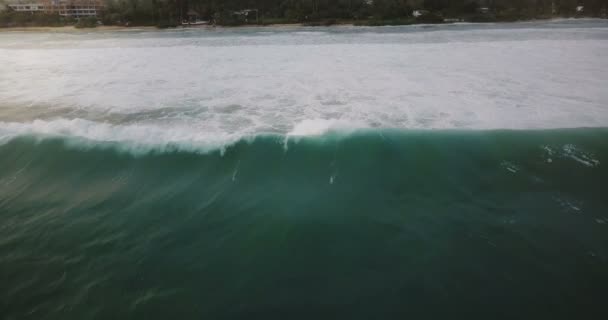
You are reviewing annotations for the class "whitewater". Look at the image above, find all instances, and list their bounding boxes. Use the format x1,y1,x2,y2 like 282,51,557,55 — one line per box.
1,19,608,150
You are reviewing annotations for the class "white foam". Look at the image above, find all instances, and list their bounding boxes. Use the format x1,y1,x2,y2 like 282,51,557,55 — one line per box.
501,161,520,174
0,119,242,153
562,144,601,167
1,20,608,142
287,119,365,136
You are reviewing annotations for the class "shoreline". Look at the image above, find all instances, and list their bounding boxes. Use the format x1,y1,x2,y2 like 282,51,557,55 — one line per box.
0,25,160,32
0,24,307,32
0,17,605,33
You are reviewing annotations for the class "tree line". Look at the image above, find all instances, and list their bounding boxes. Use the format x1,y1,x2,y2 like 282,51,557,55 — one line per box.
101,0,607,26
1,0,607,28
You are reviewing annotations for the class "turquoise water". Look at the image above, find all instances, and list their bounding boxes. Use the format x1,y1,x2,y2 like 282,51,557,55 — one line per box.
1,129,607,319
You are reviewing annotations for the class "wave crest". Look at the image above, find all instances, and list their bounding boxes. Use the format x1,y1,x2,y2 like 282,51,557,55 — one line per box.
0,118,245,154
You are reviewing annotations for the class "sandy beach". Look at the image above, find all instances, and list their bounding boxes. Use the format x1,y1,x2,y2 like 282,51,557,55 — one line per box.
0,25,160,32
0,23,311,32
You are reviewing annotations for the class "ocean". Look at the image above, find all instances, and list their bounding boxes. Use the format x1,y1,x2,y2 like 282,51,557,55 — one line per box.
1,20,608,319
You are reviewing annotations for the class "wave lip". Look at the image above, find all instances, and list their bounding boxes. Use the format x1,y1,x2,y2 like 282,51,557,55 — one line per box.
2,116,608,159
0,117,373,154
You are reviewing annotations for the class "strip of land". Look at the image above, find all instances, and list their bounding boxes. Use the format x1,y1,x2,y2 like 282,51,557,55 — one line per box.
1,0,607,30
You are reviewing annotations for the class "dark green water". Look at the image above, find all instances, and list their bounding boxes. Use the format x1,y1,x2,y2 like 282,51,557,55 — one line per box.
1,129,608,319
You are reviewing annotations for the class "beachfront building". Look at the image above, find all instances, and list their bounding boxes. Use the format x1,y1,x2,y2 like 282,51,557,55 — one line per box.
6,2,45,12
5,0,103,17
43,0,104,18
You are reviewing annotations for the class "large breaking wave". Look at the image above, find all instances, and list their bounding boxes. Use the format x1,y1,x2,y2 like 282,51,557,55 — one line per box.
2,20,608,319
2,128,608,319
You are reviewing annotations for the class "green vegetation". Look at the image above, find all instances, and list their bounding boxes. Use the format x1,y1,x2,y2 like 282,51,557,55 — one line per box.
101,0,180,27
103,0,608,26
173,0,607,26
1,0,607,29
0,11,75,28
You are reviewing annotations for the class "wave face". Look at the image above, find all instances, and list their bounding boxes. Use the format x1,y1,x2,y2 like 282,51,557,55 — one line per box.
1,129,608,319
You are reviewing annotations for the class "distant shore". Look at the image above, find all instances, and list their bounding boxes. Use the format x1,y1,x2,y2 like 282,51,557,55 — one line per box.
0,17,606,33
0,24,311,32
0,25,159,32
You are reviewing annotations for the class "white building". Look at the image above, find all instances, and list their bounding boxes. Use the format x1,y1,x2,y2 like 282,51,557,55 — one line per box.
5,0,103,17
7,2,46,13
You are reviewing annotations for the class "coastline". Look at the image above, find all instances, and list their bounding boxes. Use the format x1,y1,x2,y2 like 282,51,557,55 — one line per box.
0,17,605,33
0,24,307,32
0,25,160,32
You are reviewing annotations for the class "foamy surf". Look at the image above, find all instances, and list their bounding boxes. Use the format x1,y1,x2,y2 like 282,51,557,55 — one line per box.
0,119,244,154
2,20,608,134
